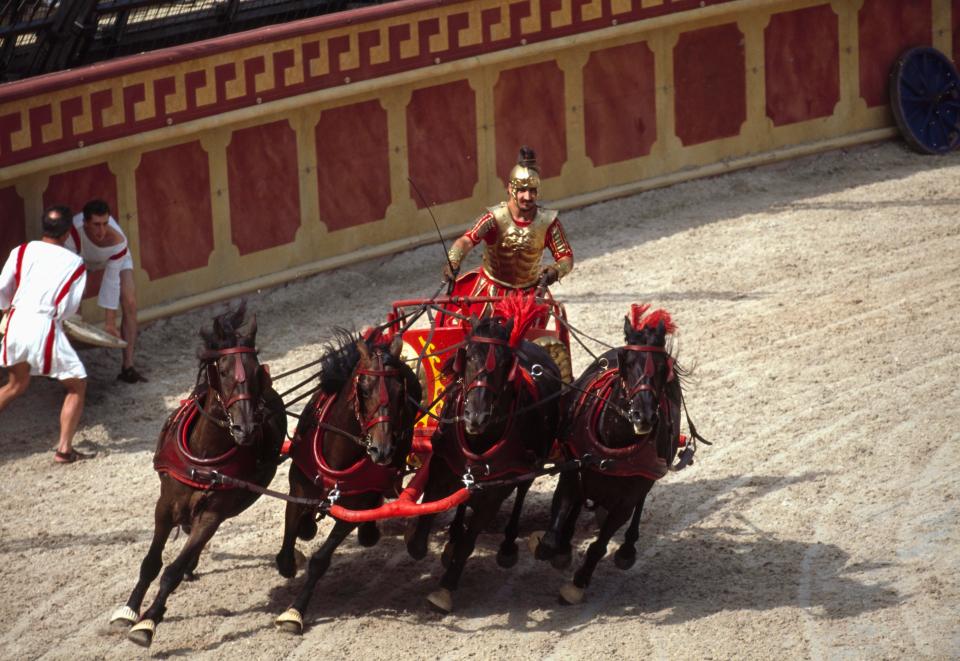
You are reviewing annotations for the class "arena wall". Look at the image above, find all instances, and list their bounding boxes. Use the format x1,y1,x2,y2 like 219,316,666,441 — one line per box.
0,0,954,321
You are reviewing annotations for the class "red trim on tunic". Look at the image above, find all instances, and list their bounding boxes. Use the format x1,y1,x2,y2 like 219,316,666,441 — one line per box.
108,246,128,261
42,319,56,375
69,227,81,253
41,263,85,375
463,211,496,245
13,242,27,288
546,219,574,261
55,264,86,305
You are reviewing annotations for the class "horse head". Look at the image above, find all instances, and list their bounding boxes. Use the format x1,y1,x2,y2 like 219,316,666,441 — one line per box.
351,334,408,465
454,313,518,436
199,304,270,446
619,306,676,437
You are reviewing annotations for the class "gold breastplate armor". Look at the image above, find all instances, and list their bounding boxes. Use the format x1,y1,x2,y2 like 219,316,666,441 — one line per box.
482,203,558,288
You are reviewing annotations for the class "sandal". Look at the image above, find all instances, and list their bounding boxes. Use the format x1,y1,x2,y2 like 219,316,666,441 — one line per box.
54,449,95,464
117,366,148,383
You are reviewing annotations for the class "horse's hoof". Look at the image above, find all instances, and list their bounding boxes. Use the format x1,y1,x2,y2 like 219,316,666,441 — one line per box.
275,608,304,635
426,588,453,614
440,542,454,569
109,605,138,631
496,545,518,568
127,618,156,647
357,522,381,548
527,531,545,555
184,571,198,582
614,546,636,570
559,583,585,606
550,551,572,571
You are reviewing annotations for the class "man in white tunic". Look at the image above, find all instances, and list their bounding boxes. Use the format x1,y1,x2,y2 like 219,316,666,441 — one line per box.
66,199,146,383
0,206,91,463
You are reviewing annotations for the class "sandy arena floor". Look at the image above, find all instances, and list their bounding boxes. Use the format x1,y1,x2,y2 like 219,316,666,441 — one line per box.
0,139,957,660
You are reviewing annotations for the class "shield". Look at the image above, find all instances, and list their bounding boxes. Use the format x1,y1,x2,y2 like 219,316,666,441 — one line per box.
63,316,128,349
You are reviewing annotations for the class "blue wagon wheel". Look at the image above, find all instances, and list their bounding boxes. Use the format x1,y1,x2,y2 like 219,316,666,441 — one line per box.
889,47,960,154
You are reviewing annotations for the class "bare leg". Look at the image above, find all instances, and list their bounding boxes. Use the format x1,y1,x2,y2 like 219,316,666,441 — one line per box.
57,377,86,455
0,362,30,412
119,269,138,370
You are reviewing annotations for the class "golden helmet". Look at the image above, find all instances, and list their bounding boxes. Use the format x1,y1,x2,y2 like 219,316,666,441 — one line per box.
508,145,541,192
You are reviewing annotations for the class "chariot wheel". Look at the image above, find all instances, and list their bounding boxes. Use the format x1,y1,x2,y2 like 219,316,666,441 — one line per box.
889,46,960,154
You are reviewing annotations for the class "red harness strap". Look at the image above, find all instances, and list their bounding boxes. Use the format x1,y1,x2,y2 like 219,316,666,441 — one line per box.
435,367,541,481
287,391,403,498
562,369,670,481
153,397,258,490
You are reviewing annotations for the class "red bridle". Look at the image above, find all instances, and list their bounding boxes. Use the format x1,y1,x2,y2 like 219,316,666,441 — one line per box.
458,335,519,395
352,349,402,433
621,344,673,399
205,346,260,409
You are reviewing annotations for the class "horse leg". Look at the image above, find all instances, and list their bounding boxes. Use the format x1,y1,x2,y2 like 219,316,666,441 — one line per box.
276,468,314,578
533,471,581,570
560,504,633,606
184,552,201,581
357,521,381,548
110,502,174,631
428,498,501,613
127,512,223,648
276,499,310,579
496,481,531,568
614,492,647,570
440,504,466,569
405,476,450,561
275,518,356,635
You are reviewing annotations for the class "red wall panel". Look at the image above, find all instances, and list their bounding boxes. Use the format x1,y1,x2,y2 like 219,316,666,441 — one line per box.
42,162,119,223
583,41,657,165
494,61,567,185
41,162,119,299
859,0,933,107
227,120,301,255
135,141,214,280
765,5,840,126
674,23,746,146
315,100,391,230
407,80,479,208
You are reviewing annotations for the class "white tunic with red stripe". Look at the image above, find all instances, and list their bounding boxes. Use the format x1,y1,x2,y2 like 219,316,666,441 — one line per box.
0,242,87,379
65,214,132,311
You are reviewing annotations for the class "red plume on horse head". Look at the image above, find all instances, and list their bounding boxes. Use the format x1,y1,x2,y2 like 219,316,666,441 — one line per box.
494,290,549,348
629,303,676,334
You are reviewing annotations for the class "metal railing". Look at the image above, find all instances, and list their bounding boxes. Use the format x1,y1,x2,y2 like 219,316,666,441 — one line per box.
0,0,391,82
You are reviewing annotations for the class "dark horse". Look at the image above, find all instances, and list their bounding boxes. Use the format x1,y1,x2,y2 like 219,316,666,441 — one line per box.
110,304,286,647
405,295,563,613
274,330,421,634
532,304,689,604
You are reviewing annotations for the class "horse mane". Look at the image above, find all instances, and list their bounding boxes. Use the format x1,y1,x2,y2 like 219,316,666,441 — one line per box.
197,302,255,360
494,290,548,347
318,328,404,395
624,304,690,389
629,303,676,335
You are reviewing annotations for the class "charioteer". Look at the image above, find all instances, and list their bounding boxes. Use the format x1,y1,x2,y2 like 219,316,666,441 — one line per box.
441,146,574,309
